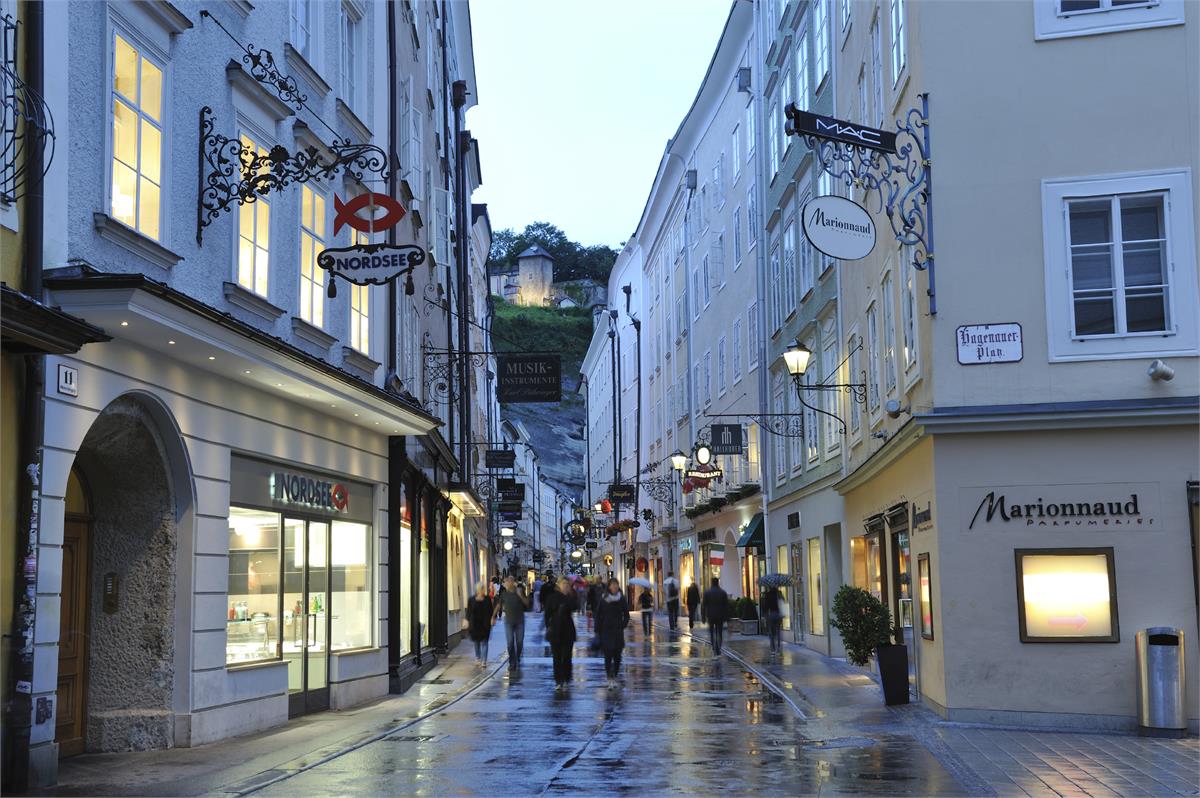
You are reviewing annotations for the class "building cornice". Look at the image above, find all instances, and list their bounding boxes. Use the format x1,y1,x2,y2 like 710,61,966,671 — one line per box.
834,419,925,495
916,396,1199,435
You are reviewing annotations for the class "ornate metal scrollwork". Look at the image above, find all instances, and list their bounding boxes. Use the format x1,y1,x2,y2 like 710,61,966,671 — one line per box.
794,95,936,314
1,12,55,203
700,414,807,439
243,44,307,109
196,107,390,243
640,475,678,516
421,330,490,407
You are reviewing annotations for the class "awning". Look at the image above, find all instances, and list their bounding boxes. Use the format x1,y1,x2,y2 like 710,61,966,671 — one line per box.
736,513,764,550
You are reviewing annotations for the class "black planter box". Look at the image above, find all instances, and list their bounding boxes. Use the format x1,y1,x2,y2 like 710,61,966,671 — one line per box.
876,643,910,705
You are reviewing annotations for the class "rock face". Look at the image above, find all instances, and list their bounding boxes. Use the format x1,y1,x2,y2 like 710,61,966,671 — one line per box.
501,374,586,499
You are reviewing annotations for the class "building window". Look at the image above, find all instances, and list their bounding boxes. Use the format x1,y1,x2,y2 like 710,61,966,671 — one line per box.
881,272,897,394
1035,0,1183,39
866,303,881,414
804,372,820,465
768,99,779,177
732,319,743,382
731,125,741,182
773,375,787,481
711,233,725,288
300,185,327,328
788,383,804,472
822,333,840,459
349,233,370,354
340,3,362,107
900,245,918,375
857,65,868,126
798,193,814,297
291,0,315,62
871,15,884,126
1015,548,1118,643
889,0,906,86
733,206,743,267
814,0,830,87
841,0,852,30
782,219,797,318
1042,170,1196,361
807,538,824,635
237,135,270,296
747,184,757,239
702,254,712,305
817,172,837,273
703,351,712,405
717,337,727,396
748,301,759,369
745,100,756,162
110,33,164,241
847,329,862,436
769,243,782,332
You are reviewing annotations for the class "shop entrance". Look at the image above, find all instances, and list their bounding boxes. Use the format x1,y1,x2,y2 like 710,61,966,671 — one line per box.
55,468,92,757
284,517,330,717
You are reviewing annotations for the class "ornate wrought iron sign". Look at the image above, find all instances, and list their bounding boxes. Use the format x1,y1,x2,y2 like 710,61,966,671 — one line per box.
334,191,406,236
1,11,55,203
802,195,876,261
317,242,426,298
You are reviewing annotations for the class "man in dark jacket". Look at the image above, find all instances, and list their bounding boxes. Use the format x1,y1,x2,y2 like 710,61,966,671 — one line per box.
545,577,579,691
538,572,556,613
702,579,730,655
685,582,701,630
665,574,680,631
761,585,783,654
594,578,630,689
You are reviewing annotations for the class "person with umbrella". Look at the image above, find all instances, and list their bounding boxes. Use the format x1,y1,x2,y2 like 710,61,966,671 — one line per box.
629,577,654,637
685,580,701,631
664,573,680,631
594,577,630,689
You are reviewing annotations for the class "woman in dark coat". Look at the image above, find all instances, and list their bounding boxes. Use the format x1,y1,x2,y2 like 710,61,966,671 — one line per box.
466,582,495,667
546,577,579,691
594,578,630,689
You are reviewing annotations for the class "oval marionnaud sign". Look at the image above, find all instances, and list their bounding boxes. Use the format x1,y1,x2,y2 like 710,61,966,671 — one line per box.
317,243,427,286
801,195,876,261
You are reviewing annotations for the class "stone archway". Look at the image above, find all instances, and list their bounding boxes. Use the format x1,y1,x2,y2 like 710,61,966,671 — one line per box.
71,396,177,752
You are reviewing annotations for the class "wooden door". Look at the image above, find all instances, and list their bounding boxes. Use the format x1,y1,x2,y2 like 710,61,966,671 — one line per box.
56,472,91,757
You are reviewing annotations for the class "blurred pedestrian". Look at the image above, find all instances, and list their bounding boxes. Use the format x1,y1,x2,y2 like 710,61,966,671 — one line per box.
638,588,654,636
685,581,701,630
702,579,729,655
586,578,602,632
538,572,556,614
595,578,630,689
761,584,783,654
493,575,531,669
467,582,495,668
546,577,579,691
665,574,680,631
532,575,544,613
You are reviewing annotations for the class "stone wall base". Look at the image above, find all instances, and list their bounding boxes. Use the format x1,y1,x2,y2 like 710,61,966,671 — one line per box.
175,694,287,747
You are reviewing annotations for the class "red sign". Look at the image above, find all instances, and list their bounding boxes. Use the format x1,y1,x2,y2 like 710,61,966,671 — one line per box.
334,192,406,236
636,557,648,572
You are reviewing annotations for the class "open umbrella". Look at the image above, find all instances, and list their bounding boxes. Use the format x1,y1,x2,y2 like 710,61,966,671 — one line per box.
628,577,653,589
758,573,794,588
663,576,680,589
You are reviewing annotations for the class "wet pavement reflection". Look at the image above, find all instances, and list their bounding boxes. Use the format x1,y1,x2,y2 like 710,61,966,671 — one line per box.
255,614,965,796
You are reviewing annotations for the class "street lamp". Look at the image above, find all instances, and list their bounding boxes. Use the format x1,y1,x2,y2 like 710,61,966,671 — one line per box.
693,443,712,466
500,526,515,537
669,449,688,472
782,339,814,377
503,539,513,551
777,338,867,436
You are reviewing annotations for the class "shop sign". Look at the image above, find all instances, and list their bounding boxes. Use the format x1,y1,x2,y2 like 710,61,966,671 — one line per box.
677,538,693,551
608,483,636,503
965,483,1158,530
802,195,877,261
497,478,525,502
271,471,350,513
786,107,898,154
232,457,374,522
697,528,716,543
710,424,744,455
956,323,1022,365
585,541,598,549
912,501,933,531
496,354,562,403
685,467,722,481
485,449,516,469
317,243,427,286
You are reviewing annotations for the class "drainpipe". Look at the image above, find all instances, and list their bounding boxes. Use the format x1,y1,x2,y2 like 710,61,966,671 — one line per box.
386,0,398,381
751,5,774,579
7,1,46,789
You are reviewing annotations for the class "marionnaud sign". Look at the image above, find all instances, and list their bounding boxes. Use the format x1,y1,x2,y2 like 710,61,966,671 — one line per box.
802,195,876,261
317,243,427,286
785,107,898,154
956,323,1022,365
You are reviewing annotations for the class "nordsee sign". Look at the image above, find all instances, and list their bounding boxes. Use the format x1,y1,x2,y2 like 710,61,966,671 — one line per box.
317,243,427,285
802,195,876,261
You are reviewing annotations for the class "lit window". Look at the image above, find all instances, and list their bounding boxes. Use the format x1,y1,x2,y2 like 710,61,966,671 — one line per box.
349,230,370,354
1015,548,1118,643
300,185,327,328
237,135,270,296
110,33,164,240
807,538,824,635
889,0,906,85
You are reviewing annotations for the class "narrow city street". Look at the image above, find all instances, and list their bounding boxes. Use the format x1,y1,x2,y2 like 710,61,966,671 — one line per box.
248,615,962,797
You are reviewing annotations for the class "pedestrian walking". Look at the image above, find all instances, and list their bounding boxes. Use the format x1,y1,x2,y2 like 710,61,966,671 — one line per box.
665,574,680,631
586,579,602,632
466,582,495,667
685,581,700,630
532,575,544,613
545,577,579,691
594,578,630,689
493,575,531,669
702,579,729,655
538,572,556,614
761,584,783,654
638,588,654,636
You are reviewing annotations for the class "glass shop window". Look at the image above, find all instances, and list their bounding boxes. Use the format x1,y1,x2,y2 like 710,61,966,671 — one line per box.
331,520,372,651
226,507,281,665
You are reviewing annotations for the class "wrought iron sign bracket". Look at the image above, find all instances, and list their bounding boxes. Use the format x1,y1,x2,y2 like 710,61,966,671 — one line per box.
421,331,488,407
640,475,678,516
700,414,807,439
2,11,55,203
789,94,936,315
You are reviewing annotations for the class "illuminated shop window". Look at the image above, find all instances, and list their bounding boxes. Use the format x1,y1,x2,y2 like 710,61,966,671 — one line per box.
1015,548,1118,643
110,33,164,240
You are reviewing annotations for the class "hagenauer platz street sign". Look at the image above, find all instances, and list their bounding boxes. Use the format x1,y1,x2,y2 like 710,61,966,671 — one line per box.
802,195,877,261
784,106,897,154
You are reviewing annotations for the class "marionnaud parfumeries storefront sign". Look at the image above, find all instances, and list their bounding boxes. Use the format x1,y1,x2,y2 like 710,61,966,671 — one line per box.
802,195,876,261
964,483,1159,530
230,455,374,523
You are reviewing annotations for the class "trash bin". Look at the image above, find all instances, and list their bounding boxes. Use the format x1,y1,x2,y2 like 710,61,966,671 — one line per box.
1135,627,1187,738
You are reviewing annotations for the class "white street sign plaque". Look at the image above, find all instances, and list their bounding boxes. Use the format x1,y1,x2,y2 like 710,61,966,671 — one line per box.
956,323,1023,365
801,195,876,261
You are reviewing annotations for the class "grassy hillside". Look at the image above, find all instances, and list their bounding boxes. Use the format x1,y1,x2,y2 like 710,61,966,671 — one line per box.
491,299,593,380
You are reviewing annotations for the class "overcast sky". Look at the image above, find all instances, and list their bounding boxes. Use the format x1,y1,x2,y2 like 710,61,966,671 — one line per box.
466,0,732,248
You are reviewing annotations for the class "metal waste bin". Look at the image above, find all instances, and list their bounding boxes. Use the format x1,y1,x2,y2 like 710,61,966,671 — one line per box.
1135,627,1187,737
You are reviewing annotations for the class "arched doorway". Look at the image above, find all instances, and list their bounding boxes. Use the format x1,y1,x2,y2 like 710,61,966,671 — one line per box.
56,395,179,754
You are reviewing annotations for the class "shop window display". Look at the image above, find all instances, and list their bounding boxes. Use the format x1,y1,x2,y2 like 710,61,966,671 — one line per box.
226,508,281,665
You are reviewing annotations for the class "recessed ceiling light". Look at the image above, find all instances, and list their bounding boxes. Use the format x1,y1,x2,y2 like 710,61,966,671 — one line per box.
120,321,129,327
168,340,176,345
353,413,359,417
244,370,252,374
208,356,216,361
330,404,336,408
276,383,283,387
374,421,380,425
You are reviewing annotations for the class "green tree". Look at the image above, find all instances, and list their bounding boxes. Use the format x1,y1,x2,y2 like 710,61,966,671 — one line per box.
486,221,617,284
829,585,893,666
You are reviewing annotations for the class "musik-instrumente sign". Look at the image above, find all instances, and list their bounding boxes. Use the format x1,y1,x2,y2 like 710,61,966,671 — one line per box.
496,354,562,403
802,195,876,261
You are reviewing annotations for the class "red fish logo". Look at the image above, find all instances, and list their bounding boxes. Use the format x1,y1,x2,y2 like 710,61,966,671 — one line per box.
334,192,406,236
331,483,349,511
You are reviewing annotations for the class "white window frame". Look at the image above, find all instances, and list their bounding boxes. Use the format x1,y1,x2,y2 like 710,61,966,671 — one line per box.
106,23,168,243
814,0,831,89
731,125,742,183
349,229,371,355
768,97,780,179
881,269,898,395
803,349,820,466
235,129,272,297
788,381,804,475
745,100,756,163
889,0,906,87
900,244,920,384
290,0,318,65
340,1,364,109
748,301,760,370
796,32,810,109
717,336,727,397
769,241,783,333
871,14,884,127
1034,0,1182,39
822,328,841,460
847,326,863,441
782,217,797,320
866,301,882,418
732,319,743,383
1042,169,1197,361
773,374,788,483
733,205,744,268
703,351,713,406
299,183,329,328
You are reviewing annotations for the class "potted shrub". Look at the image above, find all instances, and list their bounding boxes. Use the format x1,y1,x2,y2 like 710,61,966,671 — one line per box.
829,585,909,705
739,596,760,634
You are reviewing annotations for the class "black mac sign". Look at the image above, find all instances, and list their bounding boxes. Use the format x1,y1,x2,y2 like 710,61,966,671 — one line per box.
711,424,743,455
785,106,897,154
496,354,561,403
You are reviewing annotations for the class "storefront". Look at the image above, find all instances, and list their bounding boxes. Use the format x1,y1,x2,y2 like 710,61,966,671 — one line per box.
677,536,696,599
766,482,844,652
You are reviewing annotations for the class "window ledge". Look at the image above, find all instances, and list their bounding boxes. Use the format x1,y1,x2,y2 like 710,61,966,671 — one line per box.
223,281,284,322
142,0,194,35
93,213,183,271
225,0,254,18
284,43,332,97
342,346,380,378
337,98,372,143
227,60,292,122
291,316,336,351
